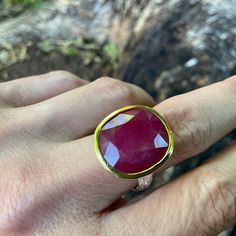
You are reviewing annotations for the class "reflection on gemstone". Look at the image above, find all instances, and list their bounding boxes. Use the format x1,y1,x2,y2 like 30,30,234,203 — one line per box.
102,114,134,130
104,142,120,167
154,133,168,148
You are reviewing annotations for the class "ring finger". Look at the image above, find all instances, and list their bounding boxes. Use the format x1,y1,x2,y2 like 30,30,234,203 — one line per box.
36,76,154,141
61,76,236,211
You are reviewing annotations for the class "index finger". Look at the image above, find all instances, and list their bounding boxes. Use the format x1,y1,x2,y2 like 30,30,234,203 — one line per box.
156,75,236,167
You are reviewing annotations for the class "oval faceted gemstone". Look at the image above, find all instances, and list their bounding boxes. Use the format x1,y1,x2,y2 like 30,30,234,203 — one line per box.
98,107,170,174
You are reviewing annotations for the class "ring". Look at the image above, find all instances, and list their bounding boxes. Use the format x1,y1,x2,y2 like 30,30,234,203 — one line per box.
94,105,174,191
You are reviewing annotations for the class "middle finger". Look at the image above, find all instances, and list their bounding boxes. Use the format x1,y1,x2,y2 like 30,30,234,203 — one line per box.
33,77,154,141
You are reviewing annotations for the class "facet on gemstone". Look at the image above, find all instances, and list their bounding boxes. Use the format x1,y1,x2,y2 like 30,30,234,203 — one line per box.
104,141,120,167
102,114,134,130
98,107,171,175
154,133,168,148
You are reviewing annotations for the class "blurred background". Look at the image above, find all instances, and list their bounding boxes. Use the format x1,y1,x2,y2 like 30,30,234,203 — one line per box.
0,0,236,235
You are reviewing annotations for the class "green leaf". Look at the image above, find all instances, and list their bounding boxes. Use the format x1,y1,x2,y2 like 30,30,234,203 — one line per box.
103,43,119,61
3,0,43,9
31,0,43,9
61,46,78,56
74,37,84,47
38,40,55,52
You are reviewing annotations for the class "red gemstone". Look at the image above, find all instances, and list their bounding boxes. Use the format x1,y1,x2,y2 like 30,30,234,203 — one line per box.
98,107,169,174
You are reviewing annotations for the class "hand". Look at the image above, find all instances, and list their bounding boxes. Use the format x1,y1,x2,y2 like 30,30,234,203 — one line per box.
0,71,235,236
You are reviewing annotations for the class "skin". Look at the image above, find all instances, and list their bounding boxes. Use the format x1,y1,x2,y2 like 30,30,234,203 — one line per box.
0,71,235,236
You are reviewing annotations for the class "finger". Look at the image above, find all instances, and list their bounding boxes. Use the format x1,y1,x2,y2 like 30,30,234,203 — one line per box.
62,76,236,212
37,77,154,141
155,75,236,169
104,142,236,236
1,77,154,222
0,71,87,107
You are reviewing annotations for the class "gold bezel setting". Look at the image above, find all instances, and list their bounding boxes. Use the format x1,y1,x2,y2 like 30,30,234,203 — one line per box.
94,105,174,179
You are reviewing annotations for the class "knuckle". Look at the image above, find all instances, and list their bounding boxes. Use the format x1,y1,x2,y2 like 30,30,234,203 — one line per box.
95,76,124,89
47,70,74,78
7,85,26,107
46,70,80,82
46,70,83,86
0,80,30,107
196,168,236,235
187,106,212,151
95,77,133,102
0,108,41,143
47,71,87,88
160,98,211,158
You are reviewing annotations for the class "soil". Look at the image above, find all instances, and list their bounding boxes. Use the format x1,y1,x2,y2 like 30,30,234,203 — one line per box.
0,42,118,82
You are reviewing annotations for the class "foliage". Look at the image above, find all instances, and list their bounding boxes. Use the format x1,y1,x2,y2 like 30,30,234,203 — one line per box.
38,38,119,68
103,43,119,62
3,0,42,9
103,43,119,69
0,38,119,77
0,44,28,70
